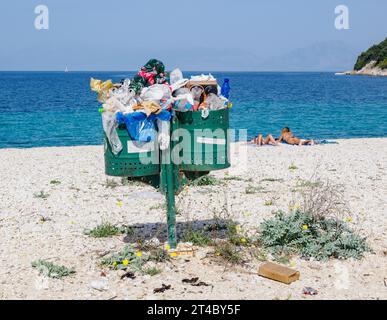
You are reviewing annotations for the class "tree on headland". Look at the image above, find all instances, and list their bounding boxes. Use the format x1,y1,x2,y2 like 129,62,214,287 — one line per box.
354,37,387,70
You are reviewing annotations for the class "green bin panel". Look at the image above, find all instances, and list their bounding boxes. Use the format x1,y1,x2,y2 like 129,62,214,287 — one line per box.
104,125,160,177
175,109,230,172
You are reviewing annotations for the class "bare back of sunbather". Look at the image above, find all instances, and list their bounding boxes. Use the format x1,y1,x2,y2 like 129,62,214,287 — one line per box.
278,127,314,146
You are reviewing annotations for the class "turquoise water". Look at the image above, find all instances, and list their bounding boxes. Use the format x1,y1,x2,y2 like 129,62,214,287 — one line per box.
0,72,386,148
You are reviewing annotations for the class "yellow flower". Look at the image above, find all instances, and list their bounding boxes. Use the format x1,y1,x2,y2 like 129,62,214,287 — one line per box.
135,251,142,257
170,252,177,258
117,201,123,207
290,261,296,267
113,261,117,267
215,252,221,256
235,225,241,233
294,203,301,210
165,245,171,251
240,238,247,244
122,259,129,266
345,217,353,223
302,225,309,230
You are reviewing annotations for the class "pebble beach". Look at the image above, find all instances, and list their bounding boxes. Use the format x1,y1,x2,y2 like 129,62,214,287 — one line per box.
0,138,386,300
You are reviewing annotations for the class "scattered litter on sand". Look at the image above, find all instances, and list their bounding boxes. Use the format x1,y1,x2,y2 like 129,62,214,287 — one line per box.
303,287,318,295
154,284,172,294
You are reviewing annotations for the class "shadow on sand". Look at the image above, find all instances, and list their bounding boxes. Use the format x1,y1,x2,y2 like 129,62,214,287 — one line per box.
122,218,233,243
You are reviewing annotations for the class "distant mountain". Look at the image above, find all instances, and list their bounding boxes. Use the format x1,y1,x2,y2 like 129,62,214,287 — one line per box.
261,41,359,72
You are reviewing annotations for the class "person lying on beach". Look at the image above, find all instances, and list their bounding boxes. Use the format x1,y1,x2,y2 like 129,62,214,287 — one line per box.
277,127,314,145
251,134,279,146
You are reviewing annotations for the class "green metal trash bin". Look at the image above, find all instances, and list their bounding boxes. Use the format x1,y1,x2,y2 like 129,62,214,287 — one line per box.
175,108,230,172
104,125,160,177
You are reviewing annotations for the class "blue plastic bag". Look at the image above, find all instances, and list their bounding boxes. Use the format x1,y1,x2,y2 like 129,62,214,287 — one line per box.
116,111,171,142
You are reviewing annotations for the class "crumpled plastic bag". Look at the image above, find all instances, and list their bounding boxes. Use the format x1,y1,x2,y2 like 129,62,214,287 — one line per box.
170,78,189,93
169,68,183,84
190,86,204,102
157,119,170,151
103,96,131,113
116,112,155,142
90,78,114,103
173,88,194,111
190,73,216,81
140,84,171,101
129,59,168,94
140,84,173,110
205,93,226,110
133,101,162,116
102,111,122,155
116,110,171,142
112,79,136,107
174,93,194,106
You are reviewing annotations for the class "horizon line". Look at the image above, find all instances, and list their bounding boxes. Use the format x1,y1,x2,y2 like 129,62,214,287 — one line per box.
0,70,344,73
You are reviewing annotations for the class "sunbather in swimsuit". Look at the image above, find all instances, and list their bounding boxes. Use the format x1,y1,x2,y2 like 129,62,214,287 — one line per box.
277,127,314,146
251,134,279,146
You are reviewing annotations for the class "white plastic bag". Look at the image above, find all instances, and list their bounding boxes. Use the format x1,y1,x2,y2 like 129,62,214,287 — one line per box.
140,84,171,102
103,96,132,113
170,78,189,92
190,73,216,81
172,88,194,111
102,111,122,155
111,79,136,108
206,93,226,110
157,119,170,151
169,68,183,84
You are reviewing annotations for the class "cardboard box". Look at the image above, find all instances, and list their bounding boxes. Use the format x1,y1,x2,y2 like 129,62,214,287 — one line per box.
258,262,300,284
186,80,218,90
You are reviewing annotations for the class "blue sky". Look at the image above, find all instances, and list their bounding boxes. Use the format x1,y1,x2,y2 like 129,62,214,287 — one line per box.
0,0,386,71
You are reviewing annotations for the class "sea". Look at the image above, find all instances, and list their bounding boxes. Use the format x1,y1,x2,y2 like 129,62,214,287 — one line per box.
0,71,386,148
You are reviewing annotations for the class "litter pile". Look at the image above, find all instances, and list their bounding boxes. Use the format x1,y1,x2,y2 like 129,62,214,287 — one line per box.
90,59,232,155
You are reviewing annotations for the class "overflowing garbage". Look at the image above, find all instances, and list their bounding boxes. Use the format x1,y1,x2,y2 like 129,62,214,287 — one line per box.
90,59,232,155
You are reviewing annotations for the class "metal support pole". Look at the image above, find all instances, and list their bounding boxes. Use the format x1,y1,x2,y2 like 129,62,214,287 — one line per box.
161,117,177,249
165,155,177,249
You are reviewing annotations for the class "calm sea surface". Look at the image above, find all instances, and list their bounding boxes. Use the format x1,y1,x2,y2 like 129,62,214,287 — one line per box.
0,72,386,148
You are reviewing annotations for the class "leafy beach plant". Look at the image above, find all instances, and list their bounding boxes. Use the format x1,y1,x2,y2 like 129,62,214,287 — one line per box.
144,266,162,276
260,178,284,183
84,222,133,238
214,241,244,264
33,191,50,199
182,229,213,246
191,175,222,186
245,185,265,194
258,210,369,261
223,176,245,181
101,245,145,273
32,260,75,279
101,245,169,274
258,180,369,261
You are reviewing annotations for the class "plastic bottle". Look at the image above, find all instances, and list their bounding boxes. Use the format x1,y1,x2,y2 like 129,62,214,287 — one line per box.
169,68,183,84
221,78,230,99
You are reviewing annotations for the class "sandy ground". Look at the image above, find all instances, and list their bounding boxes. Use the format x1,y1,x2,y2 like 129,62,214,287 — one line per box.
0,138,386,300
